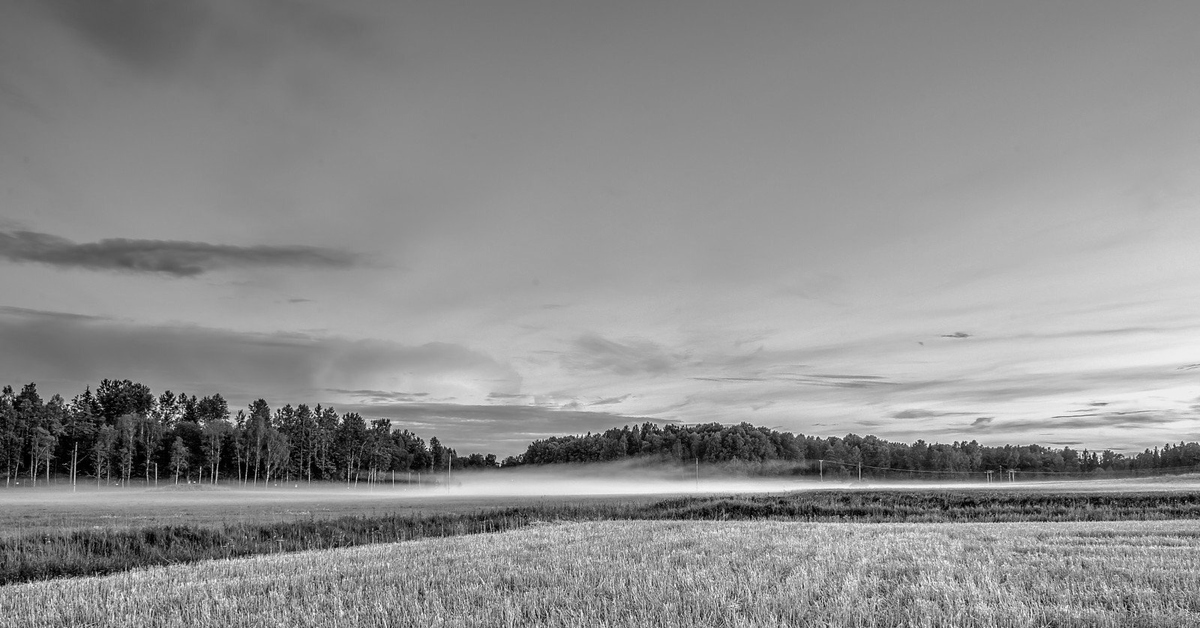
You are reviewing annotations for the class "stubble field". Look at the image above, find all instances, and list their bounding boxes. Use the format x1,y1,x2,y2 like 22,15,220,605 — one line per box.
3,519,1200,628
3,476,1200,627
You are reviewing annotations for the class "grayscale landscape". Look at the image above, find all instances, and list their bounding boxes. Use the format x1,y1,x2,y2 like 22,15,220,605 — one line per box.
2,0,1200,626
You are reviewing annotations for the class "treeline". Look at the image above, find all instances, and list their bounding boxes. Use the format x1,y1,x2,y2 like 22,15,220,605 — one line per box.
0,380,498,487
7,378,1200,486
515,422,1200,477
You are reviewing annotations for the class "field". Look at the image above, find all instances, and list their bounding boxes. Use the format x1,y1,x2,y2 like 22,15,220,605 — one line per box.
3,476,1200,626
3,519,1200,627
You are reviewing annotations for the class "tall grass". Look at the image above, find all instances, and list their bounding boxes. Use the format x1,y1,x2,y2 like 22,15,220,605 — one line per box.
4,520,1199,627
3,489,1199,585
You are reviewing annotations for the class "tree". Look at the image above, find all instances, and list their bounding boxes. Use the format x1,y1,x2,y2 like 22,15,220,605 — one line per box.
137,413,164,485
169,436,189,484
313,405,339,480
201,416,231,485
263,429,289,485
95,379,153,425
61,390,100,489
115,414,138,485
92,425,117,486
196,394,229,424
15,384,46,486
1,386,20,486
245,400,271,486
154,390,181,429
336,412,367,486
292,404,317,483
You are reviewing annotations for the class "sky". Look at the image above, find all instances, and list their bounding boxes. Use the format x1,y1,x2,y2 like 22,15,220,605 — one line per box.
2,0,1199,457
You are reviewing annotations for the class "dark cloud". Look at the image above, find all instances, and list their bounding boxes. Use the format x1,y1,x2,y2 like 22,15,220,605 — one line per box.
970,416,994,427
941,332,971,339
562,334,686,376
0,305,107,322
692,373,895,389
0,307,518,404
326,389,429,404
892,409,975,419
44,0,211,76
780,375,895,389
809,374,888,380
38,0,377,79
969,411,1181,435
589,394,631,406
1049,410,1160,420
0,230,362,276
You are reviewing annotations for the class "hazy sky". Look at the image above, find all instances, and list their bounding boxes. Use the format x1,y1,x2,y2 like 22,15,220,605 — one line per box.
3,0,1199,456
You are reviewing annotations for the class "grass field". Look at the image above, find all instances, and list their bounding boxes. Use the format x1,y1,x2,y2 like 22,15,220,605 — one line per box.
3,519,1199,627
5,480,1200,585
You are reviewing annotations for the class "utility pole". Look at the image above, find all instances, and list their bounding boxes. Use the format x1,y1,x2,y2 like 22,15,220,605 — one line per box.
819,459,824,482
858,462,862,482
695,456,699,491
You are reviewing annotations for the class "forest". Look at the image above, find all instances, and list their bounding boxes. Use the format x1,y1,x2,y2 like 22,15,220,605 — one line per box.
517,422,1200,478
2,378,1199,486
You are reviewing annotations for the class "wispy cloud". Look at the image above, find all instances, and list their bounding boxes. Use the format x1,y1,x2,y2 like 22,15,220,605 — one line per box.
694,373,896,389
892,409,975,419
589,394,631,406
326,389,430,404
0,230,363,277
969,411,1184,434
562,334,687,376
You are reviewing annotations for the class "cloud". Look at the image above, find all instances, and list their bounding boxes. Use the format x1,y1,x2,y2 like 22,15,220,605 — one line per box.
892,409,975,419
970,416,994,427
969,411,1184,435
0,305,107,322
589,394,631,406
562,334,686,376
42,0,211,77
326,389,430,404
37,0,376,80
0,230,362,276
693,373,896,389
941,332,971,338
0,306,518,403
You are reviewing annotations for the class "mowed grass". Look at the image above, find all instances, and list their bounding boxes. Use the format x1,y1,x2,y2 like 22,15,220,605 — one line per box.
4,519,1199,628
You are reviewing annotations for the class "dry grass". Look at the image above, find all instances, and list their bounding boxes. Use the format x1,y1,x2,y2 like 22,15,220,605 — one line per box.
4,519,1200,627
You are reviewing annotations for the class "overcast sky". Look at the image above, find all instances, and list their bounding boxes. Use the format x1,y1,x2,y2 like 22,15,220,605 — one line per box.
2,0,1199,456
